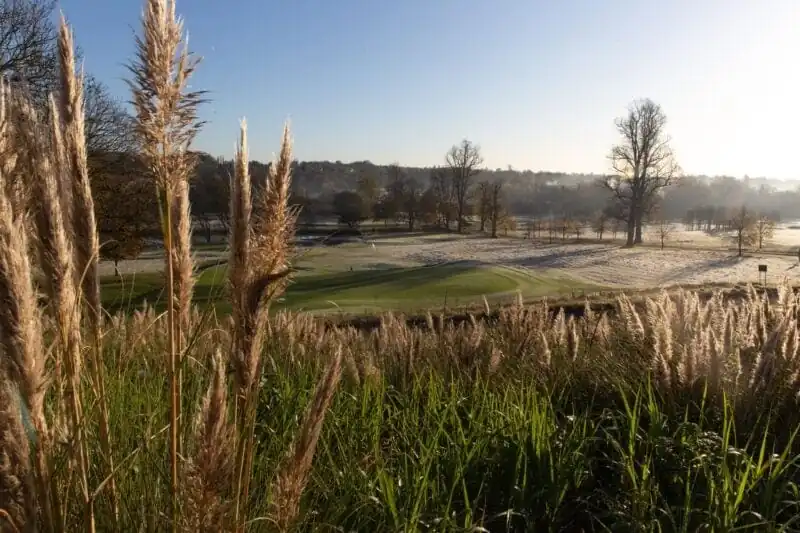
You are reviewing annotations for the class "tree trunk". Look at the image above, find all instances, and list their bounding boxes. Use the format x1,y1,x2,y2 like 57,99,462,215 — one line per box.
625,215,635,247
634,216,643,244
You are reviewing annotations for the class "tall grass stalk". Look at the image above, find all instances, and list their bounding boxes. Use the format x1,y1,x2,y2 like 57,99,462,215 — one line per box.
229,120,303,529
56,17,117,524
22,91,93,530
127,0,205,526
0,80,59,532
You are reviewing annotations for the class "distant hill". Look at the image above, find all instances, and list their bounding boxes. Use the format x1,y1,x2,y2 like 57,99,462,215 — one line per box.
193,152,605,196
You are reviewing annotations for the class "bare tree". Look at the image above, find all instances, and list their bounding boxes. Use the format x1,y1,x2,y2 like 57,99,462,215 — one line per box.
610,218,621,240
499,211,516,236
573,219,584,240
403,177,422,231
559,215,570,241
524,217,537,239
593,211,607,240
602,99,680,246
84,75,137,155
429,166,455,229
654,218,673,250
0,0,59,106
730,205,756,257
488,180,503,238
546,218,556,243
380,163,407,224
445,139,483,233
753,215,776,250
477,180,491,232
0,1,132,158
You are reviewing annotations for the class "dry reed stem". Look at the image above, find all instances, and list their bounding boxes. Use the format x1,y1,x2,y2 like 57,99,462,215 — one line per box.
171,173,194,460
233,122,296,399
227,120,255,530
228,121,254,529
0,88,56,530
0,82,27,216
231,123,297,526
128,0,205,527
268,347,343,532
57,17,117,524
57,16,101,331
0,381,34,533
172,168,195,343
13,89,96,530
229,120,251,384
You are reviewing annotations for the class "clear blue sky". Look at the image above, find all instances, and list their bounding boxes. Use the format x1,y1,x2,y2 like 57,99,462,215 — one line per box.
59,0,800,179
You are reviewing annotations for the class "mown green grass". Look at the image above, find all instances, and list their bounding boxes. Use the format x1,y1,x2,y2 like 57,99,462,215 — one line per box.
95,322,800,532
100,261,599,315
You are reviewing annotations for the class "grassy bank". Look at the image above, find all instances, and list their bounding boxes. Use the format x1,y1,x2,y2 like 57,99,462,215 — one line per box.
83,285,800,530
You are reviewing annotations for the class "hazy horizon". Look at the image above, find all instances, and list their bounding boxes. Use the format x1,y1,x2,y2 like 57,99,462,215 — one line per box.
61,0,800,180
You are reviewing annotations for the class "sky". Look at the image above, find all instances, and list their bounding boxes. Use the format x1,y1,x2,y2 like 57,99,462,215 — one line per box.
58,0,800,179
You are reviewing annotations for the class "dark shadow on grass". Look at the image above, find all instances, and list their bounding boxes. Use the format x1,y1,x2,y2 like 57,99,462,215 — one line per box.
504,245,616,269
102,259,226,315
660,254,744,285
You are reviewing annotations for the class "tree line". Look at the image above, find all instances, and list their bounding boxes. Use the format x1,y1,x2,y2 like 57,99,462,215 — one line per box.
7,0,798,272
189,139,518,239
95,99,800,272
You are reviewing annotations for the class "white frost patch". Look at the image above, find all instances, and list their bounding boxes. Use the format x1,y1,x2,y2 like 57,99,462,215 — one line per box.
373,236,800,288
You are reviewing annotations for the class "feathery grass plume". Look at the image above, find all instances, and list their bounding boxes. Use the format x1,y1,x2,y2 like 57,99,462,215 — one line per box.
128,0,205,520
342,348,361,386
269,346,343,532
230,122,297,527
250,122,297,313
182,349,234,532
0,83,28,218
127,0,204,339
170,170,193,454
57,17,117,523
0,380,34,533
0,96,57,530
227,123,256,521
539,331,552,367
57,16,101,331
172,175,194,339
12,89,96,527
228,119,251,388
488,345,504,375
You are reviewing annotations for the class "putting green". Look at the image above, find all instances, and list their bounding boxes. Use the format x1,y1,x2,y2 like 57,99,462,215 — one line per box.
200,261,596,313
101,260,601,315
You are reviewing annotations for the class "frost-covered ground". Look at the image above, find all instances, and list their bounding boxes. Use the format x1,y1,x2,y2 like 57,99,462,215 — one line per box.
641,222,800,250
514,220,800,250
373,234,800,289
99,223,800,290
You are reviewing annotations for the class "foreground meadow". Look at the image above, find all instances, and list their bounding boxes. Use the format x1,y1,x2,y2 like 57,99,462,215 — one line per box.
18,284,800,531
2,1,800,532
